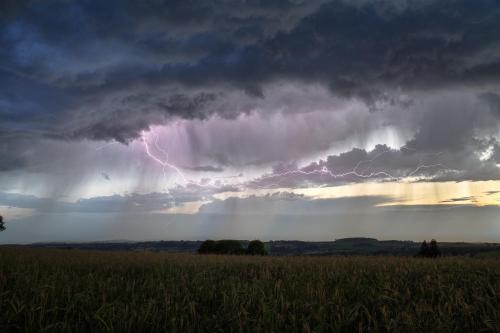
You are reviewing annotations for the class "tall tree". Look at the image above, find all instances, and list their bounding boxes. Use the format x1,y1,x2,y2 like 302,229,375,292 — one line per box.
0,216,5,232
247,240,268,255
198,240,216,254
419,240,429,257
429,239,441,258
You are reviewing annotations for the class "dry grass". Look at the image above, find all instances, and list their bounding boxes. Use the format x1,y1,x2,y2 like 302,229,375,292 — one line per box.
0,247,498,332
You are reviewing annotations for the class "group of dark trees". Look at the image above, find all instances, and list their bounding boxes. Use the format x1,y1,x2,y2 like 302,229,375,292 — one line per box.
418,239,441,258
0,216,5,232
198,240,267,255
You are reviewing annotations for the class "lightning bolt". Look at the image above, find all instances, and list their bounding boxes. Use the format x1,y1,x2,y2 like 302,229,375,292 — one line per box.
141,131,220,190
405,151,447,179
140,128,452,192
153,133,169,160
255,149,397,187
141,131,188,184
253,149,451,188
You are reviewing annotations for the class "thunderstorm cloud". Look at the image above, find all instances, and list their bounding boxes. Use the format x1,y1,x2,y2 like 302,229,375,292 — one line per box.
1,0,500,242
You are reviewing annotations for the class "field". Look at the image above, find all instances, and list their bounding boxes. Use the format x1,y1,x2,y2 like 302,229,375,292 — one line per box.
0,248,498,332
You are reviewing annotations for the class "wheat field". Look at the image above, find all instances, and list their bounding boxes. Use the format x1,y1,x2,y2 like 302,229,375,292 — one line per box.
0,247,498,332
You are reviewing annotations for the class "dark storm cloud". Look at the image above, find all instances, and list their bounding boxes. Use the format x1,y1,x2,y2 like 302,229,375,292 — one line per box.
250,137,500,188
0,190,212,213
247,90,500,187
2,0,500,146
67,90,219,142
249,144,436,188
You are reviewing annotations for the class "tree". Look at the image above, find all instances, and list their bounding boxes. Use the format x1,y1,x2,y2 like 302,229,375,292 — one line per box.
247,240,267,255
0,216,5,232
419,240,429,257
198,240,245,254
418,239,441,258
213,240,245,254
198,240,216,254
429,239,441,258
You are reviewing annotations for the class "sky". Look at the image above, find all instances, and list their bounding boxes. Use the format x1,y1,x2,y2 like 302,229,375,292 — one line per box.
1,0,500,243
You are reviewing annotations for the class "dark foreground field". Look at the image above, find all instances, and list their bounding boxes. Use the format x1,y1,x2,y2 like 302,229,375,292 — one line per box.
0,248,498,332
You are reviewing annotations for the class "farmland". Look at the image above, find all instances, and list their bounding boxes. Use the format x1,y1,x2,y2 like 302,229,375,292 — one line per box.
0,247,498,332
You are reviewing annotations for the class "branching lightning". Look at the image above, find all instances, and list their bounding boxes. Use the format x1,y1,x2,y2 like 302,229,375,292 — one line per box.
141,131,218,189
252,148,450,188
153,133,169,160
140,129,451,192
141,131,188,184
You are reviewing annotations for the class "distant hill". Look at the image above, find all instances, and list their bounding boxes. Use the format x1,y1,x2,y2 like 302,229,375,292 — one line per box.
334,237,379,243
13,238,500,257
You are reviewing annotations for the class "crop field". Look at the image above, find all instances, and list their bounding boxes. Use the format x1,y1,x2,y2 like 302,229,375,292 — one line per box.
0,248,498,332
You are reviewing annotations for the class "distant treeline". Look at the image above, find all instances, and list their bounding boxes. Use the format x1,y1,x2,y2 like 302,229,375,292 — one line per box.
198,240,267,255
20,238,500,257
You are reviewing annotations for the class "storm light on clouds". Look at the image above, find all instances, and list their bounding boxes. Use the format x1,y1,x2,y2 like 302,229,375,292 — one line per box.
1,0,500,243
